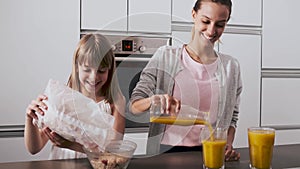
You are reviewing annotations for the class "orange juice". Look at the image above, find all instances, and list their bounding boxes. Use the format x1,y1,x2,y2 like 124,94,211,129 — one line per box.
150,116,208,126
202,139,227,168
248,128,275,169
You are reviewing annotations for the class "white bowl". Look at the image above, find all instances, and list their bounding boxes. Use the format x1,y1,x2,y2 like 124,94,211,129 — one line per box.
84,140,137,169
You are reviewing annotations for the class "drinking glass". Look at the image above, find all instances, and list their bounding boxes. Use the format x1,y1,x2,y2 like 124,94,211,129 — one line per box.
248,127,275,169
201,127,227,169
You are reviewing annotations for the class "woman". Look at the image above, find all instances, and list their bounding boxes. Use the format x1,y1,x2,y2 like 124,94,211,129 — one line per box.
130,0,241,161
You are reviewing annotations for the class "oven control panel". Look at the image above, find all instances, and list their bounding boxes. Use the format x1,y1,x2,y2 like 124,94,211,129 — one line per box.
105,35,170,55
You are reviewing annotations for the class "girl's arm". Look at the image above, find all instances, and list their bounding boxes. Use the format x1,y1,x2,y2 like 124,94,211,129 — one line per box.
25,94,85,154
24,94,49,154
111,96,126,140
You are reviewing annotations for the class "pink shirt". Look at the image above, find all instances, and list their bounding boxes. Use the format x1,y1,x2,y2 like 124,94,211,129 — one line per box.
161,46,219,146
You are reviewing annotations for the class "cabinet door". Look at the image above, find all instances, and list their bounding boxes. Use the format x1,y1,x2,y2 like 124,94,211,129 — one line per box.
228,0,262,26
262,78,300,145
262,0,300,68
219,33,261,147
129,0,171,33
172,0,261,26
0,0,79,125
81,0,127,31
124,132,148,155
262,78,300,126
172,0,195,22
0,137,52,162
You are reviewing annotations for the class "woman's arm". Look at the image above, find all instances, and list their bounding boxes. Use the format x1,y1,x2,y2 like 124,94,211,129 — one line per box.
131,94,181,115
130,97,152,114
225,126,240,161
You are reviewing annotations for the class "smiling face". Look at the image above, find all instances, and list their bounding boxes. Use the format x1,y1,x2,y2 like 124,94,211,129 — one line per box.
192,1,230,44
78,62,109,98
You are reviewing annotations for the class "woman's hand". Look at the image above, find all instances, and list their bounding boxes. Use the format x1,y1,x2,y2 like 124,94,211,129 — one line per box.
26,94,48,120
151,94,181,115
225,144,240,161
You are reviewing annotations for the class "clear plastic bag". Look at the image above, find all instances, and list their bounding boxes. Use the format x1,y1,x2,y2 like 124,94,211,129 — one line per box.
33,79,115,150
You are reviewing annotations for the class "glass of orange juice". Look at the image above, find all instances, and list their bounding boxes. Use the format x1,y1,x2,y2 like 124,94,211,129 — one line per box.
201,127,227,169
248,127,275,169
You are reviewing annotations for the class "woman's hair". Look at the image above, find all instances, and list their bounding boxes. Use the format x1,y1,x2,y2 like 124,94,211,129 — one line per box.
193,0,232,21
67,33,116,103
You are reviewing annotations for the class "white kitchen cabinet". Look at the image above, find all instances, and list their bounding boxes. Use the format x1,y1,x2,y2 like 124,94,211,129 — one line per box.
0,0,79,125
172,0,195,22
274,130,300,145
228,0,261,26
172,0,262,26
219,33,261,148
262,0,300,68
129,0,171,33
81,0,127,31
124,132,148,155
261,77,300,145
0,137,52,162
262,78,300,127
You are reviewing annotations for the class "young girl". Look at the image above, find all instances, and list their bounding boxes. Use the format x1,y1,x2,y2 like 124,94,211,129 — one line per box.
25,33,125,159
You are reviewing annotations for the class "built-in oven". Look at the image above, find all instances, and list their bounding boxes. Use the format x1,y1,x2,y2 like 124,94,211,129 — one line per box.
104,35,170,129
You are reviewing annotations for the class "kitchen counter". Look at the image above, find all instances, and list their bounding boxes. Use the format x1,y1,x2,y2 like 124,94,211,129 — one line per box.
0,144,299,169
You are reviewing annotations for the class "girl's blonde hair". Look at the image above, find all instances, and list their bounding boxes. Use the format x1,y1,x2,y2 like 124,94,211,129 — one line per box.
67,33,116,103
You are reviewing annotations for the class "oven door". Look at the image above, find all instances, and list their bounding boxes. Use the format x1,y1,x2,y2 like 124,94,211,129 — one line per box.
115,54,151,128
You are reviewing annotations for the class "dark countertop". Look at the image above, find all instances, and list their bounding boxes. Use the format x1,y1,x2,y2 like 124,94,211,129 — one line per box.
0,144,299,169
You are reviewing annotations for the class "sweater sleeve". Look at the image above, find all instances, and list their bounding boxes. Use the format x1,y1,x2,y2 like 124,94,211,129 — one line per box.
230,58,243,128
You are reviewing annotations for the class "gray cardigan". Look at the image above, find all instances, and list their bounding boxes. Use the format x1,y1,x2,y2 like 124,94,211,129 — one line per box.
130,45,242,156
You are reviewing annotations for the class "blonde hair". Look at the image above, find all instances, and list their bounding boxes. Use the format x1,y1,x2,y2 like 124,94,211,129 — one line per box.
67,33,116,103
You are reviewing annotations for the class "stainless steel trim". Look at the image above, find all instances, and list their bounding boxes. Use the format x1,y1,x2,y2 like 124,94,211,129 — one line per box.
224,27,261,35
262,68,300,78
171,22,262,35
125,127,149,133
261,125,300,130
80,30,171,38
0,125,24,138
171,23,193,32
0,125,24,131
115,57,151,62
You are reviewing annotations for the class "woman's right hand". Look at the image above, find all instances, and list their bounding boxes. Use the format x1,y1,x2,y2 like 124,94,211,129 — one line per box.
151,94,181,116
26,94,48,120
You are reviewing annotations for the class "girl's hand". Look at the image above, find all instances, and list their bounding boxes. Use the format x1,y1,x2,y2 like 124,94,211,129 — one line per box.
26,94,48,120
42,127,72,148
225,144,240,161
151,94,181,116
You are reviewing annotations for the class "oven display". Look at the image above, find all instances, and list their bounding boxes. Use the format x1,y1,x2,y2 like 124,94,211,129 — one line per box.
122,40,133,51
